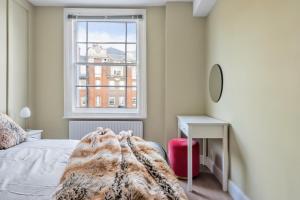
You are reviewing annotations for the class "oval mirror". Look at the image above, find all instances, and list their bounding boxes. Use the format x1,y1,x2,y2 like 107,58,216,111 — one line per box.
209,64,223,102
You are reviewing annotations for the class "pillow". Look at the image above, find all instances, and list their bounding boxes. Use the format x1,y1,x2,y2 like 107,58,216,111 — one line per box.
0,113,26,149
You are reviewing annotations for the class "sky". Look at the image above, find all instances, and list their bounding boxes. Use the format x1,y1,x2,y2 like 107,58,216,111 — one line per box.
77,21,137,45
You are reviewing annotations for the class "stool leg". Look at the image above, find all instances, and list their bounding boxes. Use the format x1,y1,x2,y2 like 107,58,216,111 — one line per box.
187,137,193,191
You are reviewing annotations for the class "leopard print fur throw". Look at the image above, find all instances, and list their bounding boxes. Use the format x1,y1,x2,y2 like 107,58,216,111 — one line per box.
53,128,187,200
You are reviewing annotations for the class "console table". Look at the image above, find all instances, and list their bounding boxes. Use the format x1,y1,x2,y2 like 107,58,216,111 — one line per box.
177,115,229,191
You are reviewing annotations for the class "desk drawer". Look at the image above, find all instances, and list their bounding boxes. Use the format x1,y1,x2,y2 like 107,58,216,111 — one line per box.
190,125,224,138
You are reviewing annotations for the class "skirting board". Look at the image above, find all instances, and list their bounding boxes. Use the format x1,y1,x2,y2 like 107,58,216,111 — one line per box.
200,156,250,200
228,180,251,200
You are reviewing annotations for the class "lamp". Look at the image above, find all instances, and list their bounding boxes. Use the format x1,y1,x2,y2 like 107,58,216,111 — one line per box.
19,106,31,130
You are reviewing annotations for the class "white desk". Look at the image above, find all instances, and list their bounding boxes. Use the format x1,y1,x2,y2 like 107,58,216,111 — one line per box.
177,115,229,192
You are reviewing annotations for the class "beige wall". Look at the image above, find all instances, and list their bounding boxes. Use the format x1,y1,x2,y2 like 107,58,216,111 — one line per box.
143,7,166,143
7,0,33,126
0,0,33,125
32,7,166,140
0,0,7,113
205,0,300,199
33,7,67,139
165,3,205,142
32,3,206,145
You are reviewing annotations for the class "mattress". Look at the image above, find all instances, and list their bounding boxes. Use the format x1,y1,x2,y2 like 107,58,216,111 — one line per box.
0,139,79,200
0,139,167,200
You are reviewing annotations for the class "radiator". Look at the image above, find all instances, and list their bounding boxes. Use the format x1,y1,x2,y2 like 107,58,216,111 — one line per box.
69,120,143,140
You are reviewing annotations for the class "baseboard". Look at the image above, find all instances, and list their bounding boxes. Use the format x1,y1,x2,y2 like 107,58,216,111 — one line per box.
200,156,250,200
228,180,250,200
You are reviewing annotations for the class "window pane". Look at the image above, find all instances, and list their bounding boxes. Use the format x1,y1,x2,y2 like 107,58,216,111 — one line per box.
78,79,87,86
73,19,141,112
85,86,126,108
76,65,89,86
88,22,126,42
127,44,136,63
76,87,87,108
127,87,137,108
77,43,87,62
127,23,137,43
77,65,87,79
76,22,87,42
88,44,125,63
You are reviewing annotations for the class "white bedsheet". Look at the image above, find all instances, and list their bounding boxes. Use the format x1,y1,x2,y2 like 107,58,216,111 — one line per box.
0,139,79,200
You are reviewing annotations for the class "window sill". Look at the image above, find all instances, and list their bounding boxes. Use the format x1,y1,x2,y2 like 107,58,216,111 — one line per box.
63,113,147,120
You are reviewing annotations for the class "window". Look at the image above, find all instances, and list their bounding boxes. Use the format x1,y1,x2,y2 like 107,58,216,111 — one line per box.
80,96,87,107
119,96,125,107
111,66,123,77
119,81,125,90
109,81,115,86
131,68,136,79
108,97,115,107
64,8,147,119
96,96,101,107
95,80,101,90
78,79,87,86
95,66,101,78
79,65,87,77
132,97,137,107
119,81,125,86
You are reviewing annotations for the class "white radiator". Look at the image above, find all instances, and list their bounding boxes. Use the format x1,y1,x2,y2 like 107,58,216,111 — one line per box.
69,120,143,140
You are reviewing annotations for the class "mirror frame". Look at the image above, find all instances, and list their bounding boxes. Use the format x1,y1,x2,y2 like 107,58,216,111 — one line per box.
209,64,223,102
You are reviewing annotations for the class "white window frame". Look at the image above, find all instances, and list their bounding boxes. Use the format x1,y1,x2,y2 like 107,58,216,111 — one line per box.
64,8,147,119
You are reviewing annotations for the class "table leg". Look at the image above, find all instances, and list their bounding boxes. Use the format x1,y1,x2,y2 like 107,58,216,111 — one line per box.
222,125,229,191
187,137,193,191
203,139,207,166
177,123,181,138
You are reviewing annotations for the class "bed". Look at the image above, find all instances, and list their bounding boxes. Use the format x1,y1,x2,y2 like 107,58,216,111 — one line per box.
0,137,170,200
0,112,187,199
0,139,78,200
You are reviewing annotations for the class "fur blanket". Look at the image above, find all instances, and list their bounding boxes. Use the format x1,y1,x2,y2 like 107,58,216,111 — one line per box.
53,128,187,200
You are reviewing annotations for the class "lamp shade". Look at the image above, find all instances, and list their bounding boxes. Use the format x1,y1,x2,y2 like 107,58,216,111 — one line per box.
19,107,31,119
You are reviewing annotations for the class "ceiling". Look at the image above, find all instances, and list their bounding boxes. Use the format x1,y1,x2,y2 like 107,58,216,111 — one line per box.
28,0,193,7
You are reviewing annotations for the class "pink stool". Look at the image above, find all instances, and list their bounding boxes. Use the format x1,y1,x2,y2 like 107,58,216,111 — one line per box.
168,138,200,178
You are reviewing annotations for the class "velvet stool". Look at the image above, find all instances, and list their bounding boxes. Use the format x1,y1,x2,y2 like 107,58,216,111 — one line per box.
168,138,200,179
